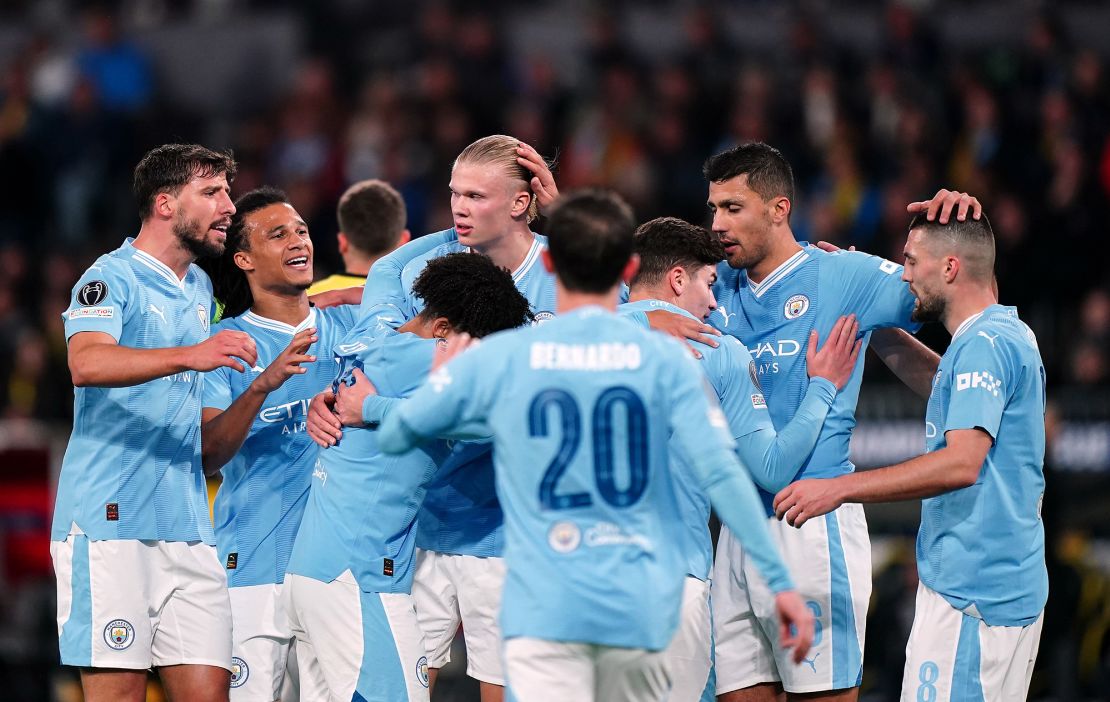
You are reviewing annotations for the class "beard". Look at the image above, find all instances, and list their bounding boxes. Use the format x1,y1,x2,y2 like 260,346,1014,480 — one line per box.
911,290,946,323
174,213,225,259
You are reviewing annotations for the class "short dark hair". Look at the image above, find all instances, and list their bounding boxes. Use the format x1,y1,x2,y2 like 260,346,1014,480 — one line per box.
631,217,724,288
337,180,407,255
203,187,289,319
545,189,637,294
702,142,795,204
907,211,996,282
133,143,237,220
412,252,532,337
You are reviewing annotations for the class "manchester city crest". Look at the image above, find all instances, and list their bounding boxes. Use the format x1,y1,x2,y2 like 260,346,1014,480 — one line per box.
230,657,249,688
103,619,134,650
416,656,430,687
784,294,809,320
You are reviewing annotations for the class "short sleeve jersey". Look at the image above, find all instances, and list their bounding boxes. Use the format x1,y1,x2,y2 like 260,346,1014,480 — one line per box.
203,305,357,587
918,305,1048,626
711,246,918,484
619,299,773,580
286,325,451,593
52,239,215,543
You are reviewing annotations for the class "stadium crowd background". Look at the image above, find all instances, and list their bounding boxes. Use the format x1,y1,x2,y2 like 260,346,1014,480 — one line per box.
0,1,1108,700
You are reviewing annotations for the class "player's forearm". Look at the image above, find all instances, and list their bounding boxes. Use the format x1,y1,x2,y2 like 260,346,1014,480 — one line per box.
703,462,794,593
360,230,454,312
836,447,980,504
376,408,425,455
69,342,192,388
740,378,836,493
870,328,939,399
201,385,269,474
362,394,399,425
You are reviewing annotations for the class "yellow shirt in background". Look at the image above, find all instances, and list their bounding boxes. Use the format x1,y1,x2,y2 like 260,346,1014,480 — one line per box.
307,273,366,296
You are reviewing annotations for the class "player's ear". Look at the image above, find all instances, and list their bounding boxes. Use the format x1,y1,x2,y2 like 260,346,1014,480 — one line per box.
431,316,453,340
541,249,555,274
668,266,685,296
395,229,412,248
621,254,640,285
233,250,254,273
336,232,349,256
154,191,175,220
770,196,791,225
944,256,959,283
511,189,531,219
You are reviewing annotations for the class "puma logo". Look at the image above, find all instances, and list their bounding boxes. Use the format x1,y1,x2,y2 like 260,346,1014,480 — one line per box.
977,331,999,348
802,652,821,673
716,306,736,327
148,304,167,325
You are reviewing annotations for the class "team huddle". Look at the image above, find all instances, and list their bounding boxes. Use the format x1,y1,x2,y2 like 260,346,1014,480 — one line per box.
51,137,1047,702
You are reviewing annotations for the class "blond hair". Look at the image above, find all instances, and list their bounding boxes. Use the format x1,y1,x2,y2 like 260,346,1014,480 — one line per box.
454,135,542,223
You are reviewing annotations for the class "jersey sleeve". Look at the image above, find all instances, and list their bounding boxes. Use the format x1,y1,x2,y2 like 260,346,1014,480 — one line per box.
202,366,234,412
663,342,794,593
708,339,775,440
63,258,132,341
824,250,919,332
359,229,457,316
323,302,359,334
942,333,1010,441
378,340,498,455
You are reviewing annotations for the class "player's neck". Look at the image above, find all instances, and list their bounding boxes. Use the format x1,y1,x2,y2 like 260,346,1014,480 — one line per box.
249,287,312,327
132,223,195,280
627,286,681,311
340,250,370,279
556,281,621,314
474,227,534,273
942,287,997,337
746,232,804,285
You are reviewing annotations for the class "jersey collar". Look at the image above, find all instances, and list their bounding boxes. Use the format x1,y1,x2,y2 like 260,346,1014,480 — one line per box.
460,233,544,283
242,307,318,335
128,240,187,290
748,248,809,299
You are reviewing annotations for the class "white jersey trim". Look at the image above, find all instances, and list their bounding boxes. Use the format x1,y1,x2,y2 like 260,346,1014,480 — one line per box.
951,311,985,341
512,237,544,283
749,249,809,299
242,308,318,335
132,249,186,289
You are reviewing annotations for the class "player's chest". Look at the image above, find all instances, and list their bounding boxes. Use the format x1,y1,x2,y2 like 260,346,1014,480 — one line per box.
133,286,210,346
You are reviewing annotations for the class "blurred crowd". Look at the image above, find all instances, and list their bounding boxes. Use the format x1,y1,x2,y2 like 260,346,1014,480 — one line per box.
0,0,1109,423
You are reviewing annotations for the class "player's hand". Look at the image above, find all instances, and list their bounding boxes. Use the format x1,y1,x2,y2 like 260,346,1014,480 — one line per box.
186,330,258,373
814,241,856,253
253,328,317,394
516,142,559,214
432,334,475,374
805,315,862,390
645,310,720,359
334,368,377,427
306,389,342,448
906,189,982,224
773,478,846,528
774,590,815,664
309,286,363,309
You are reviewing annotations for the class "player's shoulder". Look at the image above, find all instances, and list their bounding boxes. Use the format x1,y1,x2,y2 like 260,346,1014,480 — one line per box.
958,306,1038,358
211,313,249,335
813,245,897,273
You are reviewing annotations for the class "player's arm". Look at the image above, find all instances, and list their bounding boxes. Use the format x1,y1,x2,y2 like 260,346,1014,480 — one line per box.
666,351,814,661
869,328,939,399
773,429,990,527
68,329,259,388
734,315,861,492
644,310,721,357
360,230,456,313
308,287,362,309
201,328,318,474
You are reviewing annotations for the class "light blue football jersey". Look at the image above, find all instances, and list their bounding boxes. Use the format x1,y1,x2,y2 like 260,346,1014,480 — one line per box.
285,324,451,593
712,246,918,494
359,228,558,557
53,239,215,543
919,305,1047,626
203,305,357,587
379,307,792,650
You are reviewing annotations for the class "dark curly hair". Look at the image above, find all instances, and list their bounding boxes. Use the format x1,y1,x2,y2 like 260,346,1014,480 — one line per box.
200,187,289,319
411,252,533,337
631,217,725,288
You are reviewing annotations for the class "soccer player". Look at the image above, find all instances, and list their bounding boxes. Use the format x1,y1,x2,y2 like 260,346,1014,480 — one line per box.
351,134,560,700
52,144,255,702
307,179,411,295
285,252,532,702
700,143,952,702
773,212,1046,701
360,189,814,702
200,187,358,700
619,217,861,700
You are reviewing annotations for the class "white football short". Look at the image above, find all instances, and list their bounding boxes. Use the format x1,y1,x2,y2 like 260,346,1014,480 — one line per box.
412,548,505,685
284,571,429,702
228,582,296,701
712,503,871,694
504,637,671,702
900,582,1043,702
663,576,713,701
51,525,232,671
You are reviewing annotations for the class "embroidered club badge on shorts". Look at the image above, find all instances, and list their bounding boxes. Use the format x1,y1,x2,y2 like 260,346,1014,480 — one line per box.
103,619,135,650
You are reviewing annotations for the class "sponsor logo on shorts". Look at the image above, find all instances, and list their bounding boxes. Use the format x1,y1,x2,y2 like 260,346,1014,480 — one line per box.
77,280,109,306
416,656,430,687
784,294,809,320
230,657,249,688
532,311,555,325
548,521,581,553
103,619,134,650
